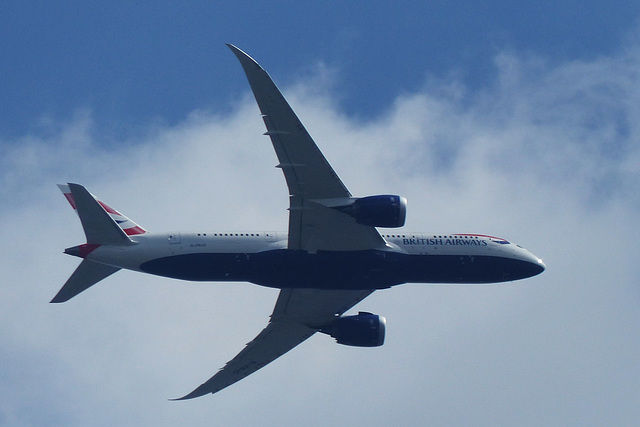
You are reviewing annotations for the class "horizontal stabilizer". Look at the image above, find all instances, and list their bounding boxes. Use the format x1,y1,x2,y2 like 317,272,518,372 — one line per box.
51,259,121,303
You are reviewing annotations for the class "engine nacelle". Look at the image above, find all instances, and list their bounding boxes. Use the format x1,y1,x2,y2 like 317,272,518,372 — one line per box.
336,195,407,228
321,312,386,347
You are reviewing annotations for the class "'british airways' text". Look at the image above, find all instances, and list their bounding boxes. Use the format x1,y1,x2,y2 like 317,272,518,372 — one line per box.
402,238,488,246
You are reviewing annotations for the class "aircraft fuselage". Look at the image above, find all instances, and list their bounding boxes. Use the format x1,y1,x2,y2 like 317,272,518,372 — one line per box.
71,231,545,290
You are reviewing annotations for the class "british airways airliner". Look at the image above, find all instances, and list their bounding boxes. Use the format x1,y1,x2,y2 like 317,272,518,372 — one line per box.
52,44,545,399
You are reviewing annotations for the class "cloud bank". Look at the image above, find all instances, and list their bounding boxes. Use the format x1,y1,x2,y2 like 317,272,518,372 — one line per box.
1,40,639,426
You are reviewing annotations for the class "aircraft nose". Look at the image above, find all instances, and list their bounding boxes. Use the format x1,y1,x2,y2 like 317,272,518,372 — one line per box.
515,247,545,278
525,250,546,277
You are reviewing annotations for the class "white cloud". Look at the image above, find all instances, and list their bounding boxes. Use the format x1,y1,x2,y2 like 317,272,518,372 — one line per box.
2,37,640,426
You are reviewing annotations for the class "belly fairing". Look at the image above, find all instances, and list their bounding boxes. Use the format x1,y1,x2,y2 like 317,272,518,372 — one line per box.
139,248,543,289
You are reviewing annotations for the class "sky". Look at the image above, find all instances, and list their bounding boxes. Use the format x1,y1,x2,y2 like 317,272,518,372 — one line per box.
1,2,640,426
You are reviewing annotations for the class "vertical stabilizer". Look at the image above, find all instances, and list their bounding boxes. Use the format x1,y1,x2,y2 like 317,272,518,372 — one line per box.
59,183,139,245
58,183,147,241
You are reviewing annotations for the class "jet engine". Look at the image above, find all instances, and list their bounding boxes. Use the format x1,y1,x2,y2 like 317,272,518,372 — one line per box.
320,312,386,347
335,195,407,228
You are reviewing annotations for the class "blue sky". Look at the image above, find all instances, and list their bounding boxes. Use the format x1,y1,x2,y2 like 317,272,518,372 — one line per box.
2,1,639,137
2,2,640,426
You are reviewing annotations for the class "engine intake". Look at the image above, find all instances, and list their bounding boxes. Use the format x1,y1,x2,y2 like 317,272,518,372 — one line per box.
336,195,407,228
321,312,386,347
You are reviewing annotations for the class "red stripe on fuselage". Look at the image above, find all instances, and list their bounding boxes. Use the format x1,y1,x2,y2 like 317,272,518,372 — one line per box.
79,244,101,257
457,233,508,242
64,243,101,258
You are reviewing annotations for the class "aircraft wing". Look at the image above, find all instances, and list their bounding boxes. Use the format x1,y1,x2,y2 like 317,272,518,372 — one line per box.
228,44,386,252
174,288,374,399
174,45,379,399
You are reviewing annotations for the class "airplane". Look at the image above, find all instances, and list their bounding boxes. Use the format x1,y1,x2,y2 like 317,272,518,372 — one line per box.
52,44,546,400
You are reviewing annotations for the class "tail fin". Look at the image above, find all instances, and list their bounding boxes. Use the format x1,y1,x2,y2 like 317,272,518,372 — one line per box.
58,183,147,242
52,183,146,303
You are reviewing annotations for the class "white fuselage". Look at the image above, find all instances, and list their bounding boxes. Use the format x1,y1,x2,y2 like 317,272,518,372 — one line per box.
76,231,545,289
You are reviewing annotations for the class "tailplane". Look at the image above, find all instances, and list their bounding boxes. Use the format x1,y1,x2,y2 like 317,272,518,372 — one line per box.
51,259,120,303
52,183,146,303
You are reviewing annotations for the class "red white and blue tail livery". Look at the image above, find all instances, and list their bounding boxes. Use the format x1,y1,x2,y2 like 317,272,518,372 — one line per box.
58,184,147,237
52,45,545,399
